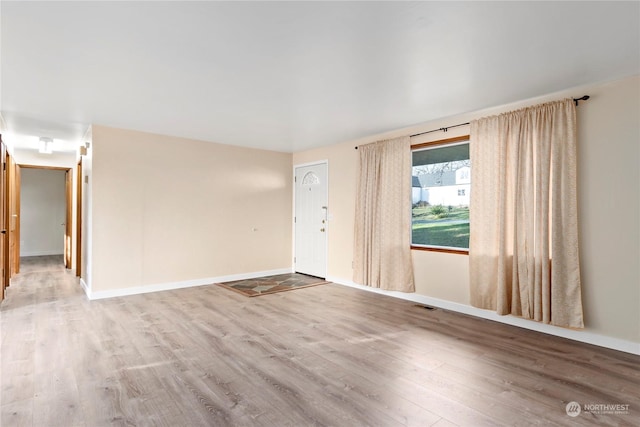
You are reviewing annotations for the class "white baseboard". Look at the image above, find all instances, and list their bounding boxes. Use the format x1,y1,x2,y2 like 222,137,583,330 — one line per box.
80,278,90,295
84,267,293,300
326,276,640,356
20,250,63,257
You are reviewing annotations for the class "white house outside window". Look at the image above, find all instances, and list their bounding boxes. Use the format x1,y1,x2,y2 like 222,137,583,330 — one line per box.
411,138,470,252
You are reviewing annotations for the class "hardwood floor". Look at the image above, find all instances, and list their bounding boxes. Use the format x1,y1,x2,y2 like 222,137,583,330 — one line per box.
1,256,638,426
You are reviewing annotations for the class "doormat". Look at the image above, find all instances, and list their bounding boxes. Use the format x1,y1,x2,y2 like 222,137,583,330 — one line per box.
218,273,329,297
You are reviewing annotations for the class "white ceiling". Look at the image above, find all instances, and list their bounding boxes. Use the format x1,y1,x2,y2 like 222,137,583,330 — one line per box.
1,1,639,154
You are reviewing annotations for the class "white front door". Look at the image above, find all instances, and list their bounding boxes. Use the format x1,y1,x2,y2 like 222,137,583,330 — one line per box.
294,163,327,278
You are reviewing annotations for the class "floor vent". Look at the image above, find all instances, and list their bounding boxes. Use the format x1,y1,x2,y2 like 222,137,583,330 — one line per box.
414,304,437,311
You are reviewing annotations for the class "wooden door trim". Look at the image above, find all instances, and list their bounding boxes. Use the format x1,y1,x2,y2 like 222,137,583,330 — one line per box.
9,156,19,276
4,149,10,290
0,137,5,300
65,170,72,269
18,164,70,171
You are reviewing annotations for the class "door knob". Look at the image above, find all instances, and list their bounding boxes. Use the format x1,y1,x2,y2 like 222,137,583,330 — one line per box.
320,228,325,232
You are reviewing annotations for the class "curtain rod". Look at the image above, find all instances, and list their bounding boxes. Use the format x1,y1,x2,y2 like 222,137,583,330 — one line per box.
355,95,590,149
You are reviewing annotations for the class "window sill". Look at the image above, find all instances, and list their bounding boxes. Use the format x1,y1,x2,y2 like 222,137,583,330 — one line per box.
411,246,469,255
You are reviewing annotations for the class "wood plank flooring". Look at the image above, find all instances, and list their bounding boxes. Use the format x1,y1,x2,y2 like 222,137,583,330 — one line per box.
1,255,639,426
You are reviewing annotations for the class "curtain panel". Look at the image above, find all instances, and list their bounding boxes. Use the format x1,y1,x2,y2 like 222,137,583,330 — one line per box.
469,99,584,328
353,136,415,292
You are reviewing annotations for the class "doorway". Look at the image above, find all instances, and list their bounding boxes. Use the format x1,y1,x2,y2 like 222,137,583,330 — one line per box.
294,162,328,278
0,138,7,299
19,166,73,270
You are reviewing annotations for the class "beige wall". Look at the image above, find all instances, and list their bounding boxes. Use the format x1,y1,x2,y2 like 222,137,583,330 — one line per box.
88,125,292,292
293,75,640,345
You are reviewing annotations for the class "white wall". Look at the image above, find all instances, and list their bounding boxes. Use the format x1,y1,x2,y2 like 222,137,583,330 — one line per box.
20,168,67,257
12,149,77,169
293,75,640,353
422,184,470,207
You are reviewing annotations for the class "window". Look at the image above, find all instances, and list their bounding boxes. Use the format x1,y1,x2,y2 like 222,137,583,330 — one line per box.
411,136,470,252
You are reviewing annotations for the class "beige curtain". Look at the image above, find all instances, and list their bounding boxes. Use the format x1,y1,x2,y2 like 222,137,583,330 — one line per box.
469,99,583,328
353,136,415,292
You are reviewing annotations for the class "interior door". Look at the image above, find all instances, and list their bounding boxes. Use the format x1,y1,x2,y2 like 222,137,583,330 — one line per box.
12,165,20,275
294,163,327,278
64,170,72,269
0,138,7,299
9,157,19,275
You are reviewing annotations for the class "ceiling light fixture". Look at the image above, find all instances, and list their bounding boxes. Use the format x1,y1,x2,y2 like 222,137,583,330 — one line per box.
39,137,53,154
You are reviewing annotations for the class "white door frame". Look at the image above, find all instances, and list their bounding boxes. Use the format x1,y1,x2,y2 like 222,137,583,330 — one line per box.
292,160,328,277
